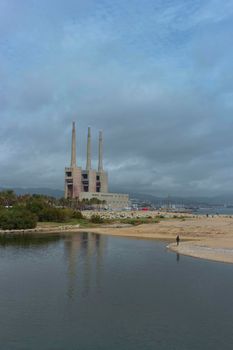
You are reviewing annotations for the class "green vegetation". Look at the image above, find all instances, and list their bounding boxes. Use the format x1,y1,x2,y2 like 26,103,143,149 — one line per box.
173,214,187,221
40,218,98,228
0,190,85,230
119,216,161,226
0,190,17,207
0,190,188,231
24,196,83,223
0,208,37,230
57,196,106,210
90,214,105,224
72,210,84,219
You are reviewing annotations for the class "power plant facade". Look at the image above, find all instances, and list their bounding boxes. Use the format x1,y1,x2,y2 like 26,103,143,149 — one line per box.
64,122,129,209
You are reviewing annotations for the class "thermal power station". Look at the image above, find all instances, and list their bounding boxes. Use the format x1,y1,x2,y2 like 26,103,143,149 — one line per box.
64,122,129,209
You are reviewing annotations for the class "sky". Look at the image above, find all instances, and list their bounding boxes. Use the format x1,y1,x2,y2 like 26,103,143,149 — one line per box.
0,0,233,197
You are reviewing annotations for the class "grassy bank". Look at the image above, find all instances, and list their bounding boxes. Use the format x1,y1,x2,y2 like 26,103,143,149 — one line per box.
36,214,189,230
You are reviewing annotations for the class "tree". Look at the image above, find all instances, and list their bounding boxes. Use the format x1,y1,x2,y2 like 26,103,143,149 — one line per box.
0,190,17,207
26,197,49,216
0,208,37,230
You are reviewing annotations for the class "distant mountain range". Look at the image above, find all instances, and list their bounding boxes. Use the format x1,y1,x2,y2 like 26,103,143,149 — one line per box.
1,187,233,205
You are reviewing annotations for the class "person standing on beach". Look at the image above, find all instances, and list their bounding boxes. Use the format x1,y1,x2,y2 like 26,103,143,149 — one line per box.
176,235,180,246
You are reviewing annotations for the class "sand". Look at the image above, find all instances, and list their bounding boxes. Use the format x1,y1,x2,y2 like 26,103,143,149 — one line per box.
76,216,233,264
2,214,233,264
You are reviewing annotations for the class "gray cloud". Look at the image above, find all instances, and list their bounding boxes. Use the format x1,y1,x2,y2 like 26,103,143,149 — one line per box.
0,0,233,197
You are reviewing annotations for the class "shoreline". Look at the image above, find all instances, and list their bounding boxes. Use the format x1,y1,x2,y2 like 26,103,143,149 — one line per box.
168,242,233,264
1,215,233,264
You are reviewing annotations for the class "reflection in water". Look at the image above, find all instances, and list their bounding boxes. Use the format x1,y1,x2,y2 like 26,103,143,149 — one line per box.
95,234,105,289
176,253,180,263
1,235,233,349
64,232,107,298
0,232,107,299
0,233,61,249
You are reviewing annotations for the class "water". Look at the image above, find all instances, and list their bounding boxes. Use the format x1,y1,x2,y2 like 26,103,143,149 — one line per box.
0,233,233,350
194,207,233,215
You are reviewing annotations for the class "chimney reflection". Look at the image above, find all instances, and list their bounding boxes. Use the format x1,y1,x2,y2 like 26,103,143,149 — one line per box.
64,232,107,299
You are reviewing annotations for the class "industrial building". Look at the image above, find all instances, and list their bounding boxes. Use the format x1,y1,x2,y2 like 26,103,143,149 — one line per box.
64,122,129,209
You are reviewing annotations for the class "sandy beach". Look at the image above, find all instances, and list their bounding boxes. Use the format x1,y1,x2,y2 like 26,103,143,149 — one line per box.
1,213,233,264
76,215,233,264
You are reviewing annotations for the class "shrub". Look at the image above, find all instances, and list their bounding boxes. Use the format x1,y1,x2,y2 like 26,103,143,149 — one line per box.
0,208,37,230
90,215,104,224
38,208,69,222
0,190,17,207
132,220,143,225
72,211,83,219
152,217,160,224
121,218,143,226
26,198,49,215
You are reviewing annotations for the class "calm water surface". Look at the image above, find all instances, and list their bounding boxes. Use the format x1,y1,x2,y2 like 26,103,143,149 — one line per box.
195,207,233,215
0,233,233,350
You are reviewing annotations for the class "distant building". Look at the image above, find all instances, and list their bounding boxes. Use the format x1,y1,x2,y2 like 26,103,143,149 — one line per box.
64,122,129,209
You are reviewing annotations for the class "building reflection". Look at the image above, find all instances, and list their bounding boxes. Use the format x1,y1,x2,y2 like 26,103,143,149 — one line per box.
64,232,107,299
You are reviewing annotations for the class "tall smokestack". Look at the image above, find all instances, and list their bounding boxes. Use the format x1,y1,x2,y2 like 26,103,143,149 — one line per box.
86,126,91,170
98,130,103,172
71,121,76,167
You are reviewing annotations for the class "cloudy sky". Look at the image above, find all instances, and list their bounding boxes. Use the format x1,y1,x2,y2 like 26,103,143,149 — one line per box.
1,0,233,197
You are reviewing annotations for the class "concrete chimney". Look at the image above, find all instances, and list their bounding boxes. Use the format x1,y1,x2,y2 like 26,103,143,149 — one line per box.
86,126,91,170
71,121,76,167
98,130,103,172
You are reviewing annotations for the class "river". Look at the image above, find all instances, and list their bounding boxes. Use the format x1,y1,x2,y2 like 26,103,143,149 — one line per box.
0,232,233,349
